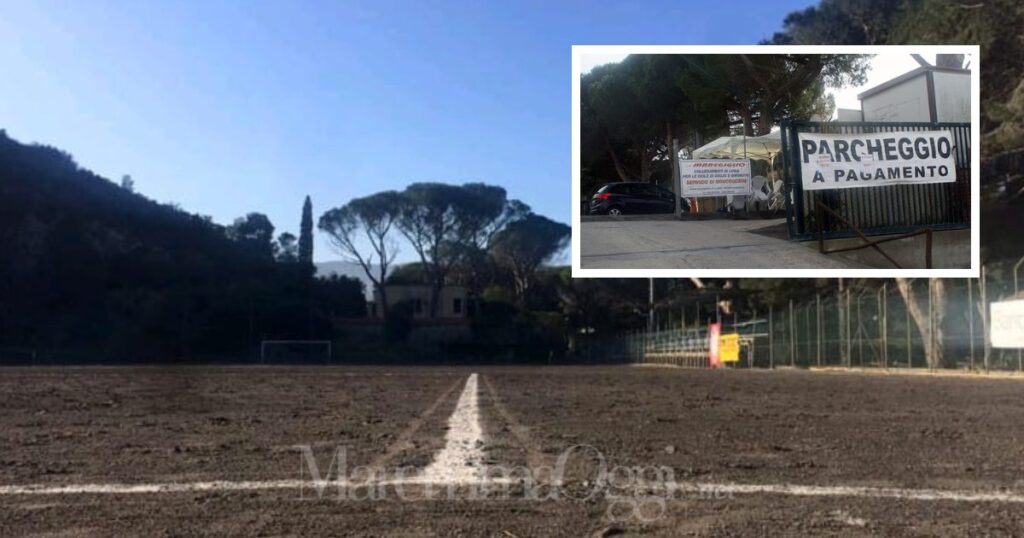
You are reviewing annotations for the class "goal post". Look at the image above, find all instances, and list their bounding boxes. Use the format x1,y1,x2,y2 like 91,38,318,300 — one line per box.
259,340,333,363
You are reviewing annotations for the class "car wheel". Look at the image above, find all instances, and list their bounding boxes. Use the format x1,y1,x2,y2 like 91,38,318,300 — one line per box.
607,206,623,216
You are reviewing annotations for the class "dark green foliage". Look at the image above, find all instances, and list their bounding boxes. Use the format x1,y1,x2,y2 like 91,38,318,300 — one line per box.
384,300,415,342
311,275,367,320
580,53,868,196
395,182,526,318
490,214,570,306
274,232,298,263
0,131,363,363
385,262,428,285
768,0,1024,159
227,213,275,260
299,195,314,266
765,0,903,46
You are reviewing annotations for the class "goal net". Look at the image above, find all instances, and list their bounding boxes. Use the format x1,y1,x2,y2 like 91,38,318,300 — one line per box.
259,340,332,364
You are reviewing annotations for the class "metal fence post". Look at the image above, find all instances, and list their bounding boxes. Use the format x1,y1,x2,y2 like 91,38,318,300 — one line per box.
968,279,975,371
750,307,757,369
789,299,795,367
804,303,812,366
905,295,911,369
880,283,887,369
846,288,852,368
981,265,990,373
856,292,863,366
928,279,934,372
1015,256,1024,372
816,294,822,367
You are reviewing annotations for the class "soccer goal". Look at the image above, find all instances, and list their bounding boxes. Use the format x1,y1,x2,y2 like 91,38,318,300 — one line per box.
259,340,333,363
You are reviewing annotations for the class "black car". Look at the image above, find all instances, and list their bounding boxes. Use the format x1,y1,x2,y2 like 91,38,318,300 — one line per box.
588,182,690,215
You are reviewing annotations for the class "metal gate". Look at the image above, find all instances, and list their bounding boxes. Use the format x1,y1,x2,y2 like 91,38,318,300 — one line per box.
780,120,971,240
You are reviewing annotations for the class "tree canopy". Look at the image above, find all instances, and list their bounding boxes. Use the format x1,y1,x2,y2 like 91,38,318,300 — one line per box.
395,182,527,317
227,212,276,260
319,190,402,316
580,53,869,196
0,130,364,363
490,214,570,306
768,0,1022,161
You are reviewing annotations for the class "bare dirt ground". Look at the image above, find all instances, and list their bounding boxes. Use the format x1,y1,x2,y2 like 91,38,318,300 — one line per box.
2,366,1024,536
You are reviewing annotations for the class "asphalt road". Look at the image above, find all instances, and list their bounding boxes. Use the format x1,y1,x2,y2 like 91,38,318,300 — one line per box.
579,216,866,269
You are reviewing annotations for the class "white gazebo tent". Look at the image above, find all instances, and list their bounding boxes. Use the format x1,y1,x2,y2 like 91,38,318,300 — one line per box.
689,131,783,210
691,131,781,161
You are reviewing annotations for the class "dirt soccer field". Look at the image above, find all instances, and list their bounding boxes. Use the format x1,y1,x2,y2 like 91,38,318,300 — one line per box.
2,366,1024,537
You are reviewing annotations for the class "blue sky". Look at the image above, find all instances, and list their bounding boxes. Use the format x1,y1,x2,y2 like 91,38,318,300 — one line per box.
0,0,815,262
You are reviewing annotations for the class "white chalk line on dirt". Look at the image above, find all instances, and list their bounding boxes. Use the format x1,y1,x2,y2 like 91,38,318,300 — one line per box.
4,479,1024,504
0,477,516,495
415,372,486,484
5,371,1024,503
0,373,500,495
665,482,1024,503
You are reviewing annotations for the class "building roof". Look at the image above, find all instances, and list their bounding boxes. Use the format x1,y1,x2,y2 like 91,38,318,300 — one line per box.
857,65,971,101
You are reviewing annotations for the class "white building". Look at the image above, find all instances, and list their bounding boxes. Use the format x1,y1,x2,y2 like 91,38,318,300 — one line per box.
857,62,970,123
368,284,469,320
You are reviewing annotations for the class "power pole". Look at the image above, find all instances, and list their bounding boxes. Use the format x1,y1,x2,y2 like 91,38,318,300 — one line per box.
672,137,684,219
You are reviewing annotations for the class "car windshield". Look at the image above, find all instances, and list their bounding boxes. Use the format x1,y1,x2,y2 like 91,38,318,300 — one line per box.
595,184,617,194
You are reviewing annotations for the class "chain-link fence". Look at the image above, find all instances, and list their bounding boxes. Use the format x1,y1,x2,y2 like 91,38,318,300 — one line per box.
631,258,1024,373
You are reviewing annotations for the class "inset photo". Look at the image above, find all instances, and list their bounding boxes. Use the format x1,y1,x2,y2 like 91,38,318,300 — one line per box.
572,45,980,277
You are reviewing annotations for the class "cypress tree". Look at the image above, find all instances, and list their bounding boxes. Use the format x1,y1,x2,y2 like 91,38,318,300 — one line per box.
299,195,314,266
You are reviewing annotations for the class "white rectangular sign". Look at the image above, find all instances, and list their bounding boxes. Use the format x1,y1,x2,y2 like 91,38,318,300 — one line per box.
679,159,751,197
798,130,957,191
991,299,1024,349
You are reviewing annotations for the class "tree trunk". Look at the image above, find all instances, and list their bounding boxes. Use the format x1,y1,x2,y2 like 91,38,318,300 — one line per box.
739,108,754,137
429,281,443,319
514,269,530,309
931,279,947,367
604,134,630,181
757,99,773,136
896,278,946,368
637,140,651,182
376,283,388,319
666,121,679,205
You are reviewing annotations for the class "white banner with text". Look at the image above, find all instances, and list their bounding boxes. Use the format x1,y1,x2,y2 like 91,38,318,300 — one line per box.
798,130,957,191
679,159,751,197
992,299,1024,349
